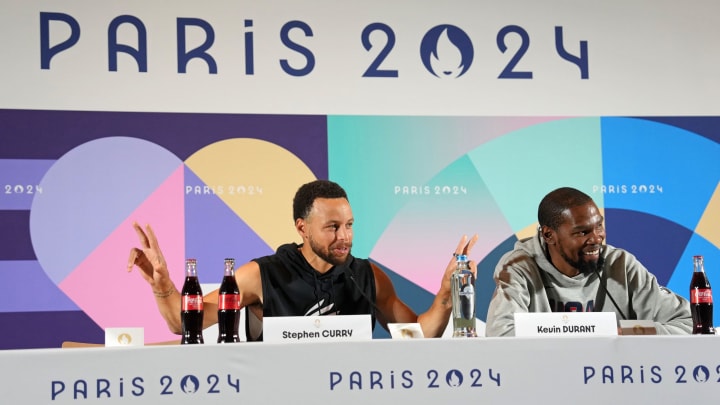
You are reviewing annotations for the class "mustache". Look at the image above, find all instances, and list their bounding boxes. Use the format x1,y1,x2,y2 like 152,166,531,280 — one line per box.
578,246,605,275
331,242,352,250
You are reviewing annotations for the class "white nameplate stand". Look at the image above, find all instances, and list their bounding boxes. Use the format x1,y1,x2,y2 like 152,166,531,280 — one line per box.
388,323,425,339
618,319,657,335
514,312,618,337
105,327,144,347
263,315,372,343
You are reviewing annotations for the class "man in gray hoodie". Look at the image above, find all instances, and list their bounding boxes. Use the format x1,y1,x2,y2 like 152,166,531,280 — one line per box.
485,187,692,337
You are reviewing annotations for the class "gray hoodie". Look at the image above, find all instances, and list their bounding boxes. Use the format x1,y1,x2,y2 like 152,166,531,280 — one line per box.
485,234,693,336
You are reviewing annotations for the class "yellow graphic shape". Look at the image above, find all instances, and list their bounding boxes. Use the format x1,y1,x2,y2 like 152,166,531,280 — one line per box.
696,181,720,247
186,138,316,250
516,222,538,241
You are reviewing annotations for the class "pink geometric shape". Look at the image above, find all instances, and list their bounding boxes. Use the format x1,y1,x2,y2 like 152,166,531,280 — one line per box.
60,165,186,343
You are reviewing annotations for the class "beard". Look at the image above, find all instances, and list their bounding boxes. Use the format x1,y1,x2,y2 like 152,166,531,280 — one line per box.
308,236,351,266
560,248,605,275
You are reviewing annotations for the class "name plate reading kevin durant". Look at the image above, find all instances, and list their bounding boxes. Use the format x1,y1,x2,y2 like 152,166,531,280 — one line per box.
514,312,618,337
263,315,373,343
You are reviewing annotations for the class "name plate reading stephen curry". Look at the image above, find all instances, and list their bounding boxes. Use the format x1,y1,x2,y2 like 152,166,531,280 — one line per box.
514,312,618,337
263,315,373,343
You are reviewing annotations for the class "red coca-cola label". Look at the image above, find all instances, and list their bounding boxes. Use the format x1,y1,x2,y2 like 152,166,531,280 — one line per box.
218,294,240,310
182,295,204,311
691,289,713,304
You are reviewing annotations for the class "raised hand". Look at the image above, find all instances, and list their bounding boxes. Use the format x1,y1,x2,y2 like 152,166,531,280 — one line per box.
127,222,172,291
439,234,479,298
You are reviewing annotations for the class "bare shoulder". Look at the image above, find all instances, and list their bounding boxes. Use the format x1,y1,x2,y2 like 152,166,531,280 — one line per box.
370,261,397,297
236,259,261,274
370,261,384,274
370,262,390,282
235,260,263,305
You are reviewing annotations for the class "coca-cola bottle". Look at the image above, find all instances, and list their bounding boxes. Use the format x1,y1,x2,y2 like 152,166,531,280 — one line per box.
690,255,715,335
181,258,204,344
217,258,241,343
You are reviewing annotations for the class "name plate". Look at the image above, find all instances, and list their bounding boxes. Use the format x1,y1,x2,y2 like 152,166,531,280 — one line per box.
263,315,372,343
618,319,657,335
105,327,144,347
388,323,425,339
514,312,618,337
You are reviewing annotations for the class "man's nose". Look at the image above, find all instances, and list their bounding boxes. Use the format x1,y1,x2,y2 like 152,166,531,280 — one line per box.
588,229,604,244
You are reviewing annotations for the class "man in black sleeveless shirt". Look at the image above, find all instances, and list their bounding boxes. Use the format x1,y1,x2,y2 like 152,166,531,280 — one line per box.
129,180,477,340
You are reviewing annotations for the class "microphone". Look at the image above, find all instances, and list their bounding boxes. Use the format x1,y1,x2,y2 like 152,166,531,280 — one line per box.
593,250,628,320
347,268,381,320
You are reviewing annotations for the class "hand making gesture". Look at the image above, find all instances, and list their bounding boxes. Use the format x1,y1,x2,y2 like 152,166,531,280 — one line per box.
438,234,479,301
127,222,175,298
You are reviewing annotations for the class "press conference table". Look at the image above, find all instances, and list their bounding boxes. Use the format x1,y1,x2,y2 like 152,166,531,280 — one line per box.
1,336,717,404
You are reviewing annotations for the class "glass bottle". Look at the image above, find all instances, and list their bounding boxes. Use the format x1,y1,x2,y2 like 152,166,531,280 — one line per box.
217,258,241,343
690,255,715,335
181,258,204,344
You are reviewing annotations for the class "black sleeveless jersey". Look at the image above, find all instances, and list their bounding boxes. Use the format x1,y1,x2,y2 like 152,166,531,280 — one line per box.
248,243,377,341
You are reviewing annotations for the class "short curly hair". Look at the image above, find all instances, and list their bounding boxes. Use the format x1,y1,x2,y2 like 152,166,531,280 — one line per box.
537,187,593,230
292,180,348,221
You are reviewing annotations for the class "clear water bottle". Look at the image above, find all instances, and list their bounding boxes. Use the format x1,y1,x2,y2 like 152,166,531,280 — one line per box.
451,254,477,337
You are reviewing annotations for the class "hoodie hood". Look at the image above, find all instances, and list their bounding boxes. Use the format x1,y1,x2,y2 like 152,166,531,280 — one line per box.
515,233,601,289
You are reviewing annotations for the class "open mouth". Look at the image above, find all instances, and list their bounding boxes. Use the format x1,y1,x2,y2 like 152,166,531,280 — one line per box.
582,247,601,259
333,245,350,255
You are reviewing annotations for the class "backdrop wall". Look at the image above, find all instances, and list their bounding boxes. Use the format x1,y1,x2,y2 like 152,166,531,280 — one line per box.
1,1,718,349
